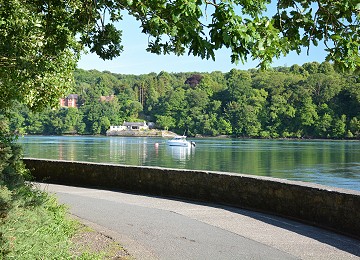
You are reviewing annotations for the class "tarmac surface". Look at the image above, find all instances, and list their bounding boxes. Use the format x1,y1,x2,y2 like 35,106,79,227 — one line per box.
39,183,360,260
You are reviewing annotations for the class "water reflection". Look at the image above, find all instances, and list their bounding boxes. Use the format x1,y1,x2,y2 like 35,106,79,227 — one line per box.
17,136,360,191
58,141,77,161
166,146,195,164
108,137,150,165
109,137,127,159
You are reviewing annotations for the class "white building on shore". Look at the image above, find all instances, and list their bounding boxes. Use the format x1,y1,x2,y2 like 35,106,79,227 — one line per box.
109,121,149,132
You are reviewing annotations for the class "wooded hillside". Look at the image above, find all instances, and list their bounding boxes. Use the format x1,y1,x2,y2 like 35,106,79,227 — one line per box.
9,62,360,139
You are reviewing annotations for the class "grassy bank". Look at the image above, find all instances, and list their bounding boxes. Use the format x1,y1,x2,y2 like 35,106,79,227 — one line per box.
1,184,77,258
1,183,131,259
0,126,130,259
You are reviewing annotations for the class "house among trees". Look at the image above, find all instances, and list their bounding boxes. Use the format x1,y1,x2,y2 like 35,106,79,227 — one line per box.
107,121,163,136
59,94,78,108
110,121,149,132
99,95,115,102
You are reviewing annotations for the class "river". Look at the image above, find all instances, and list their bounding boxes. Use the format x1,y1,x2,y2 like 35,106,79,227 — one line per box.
17,136,360,191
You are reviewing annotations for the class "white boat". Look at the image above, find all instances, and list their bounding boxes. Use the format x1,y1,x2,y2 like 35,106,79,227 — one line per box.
167,135,196,147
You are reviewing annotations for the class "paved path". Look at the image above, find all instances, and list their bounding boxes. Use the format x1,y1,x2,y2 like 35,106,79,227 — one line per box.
39,183,360,260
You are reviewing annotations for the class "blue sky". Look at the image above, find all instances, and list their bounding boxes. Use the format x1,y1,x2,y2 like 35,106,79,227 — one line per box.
77,12,327,75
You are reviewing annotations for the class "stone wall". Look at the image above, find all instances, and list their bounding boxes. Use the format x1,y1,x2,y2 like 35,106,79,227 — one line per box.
24,158,360,240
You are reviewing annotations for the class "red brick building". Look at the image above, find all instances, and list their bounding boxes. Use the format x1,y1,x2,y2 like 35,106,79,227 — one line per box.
60,94,78,108
99,95,115,102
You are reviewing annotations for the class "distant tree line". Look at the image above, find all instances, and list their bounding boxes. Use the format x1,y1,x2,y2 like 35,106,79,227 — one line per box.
8,62,360,139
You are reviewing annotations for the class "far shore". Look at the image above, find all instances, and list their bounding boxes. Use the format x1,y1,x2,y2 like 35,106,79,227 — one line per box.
18,132,359,141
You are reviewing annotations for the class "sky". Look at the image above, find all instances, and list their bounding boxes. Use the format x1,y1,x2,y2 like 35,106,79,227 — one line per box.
77,12,327,75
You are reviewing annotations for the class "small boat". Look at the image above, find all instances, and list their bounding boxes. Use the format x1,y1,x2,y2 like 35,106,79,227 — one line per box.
167,135,196,147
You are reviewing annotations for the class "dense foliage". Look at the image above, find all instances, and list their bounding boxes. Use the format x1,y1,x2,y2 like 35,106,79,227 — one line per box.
9,62,360,139
1,0,359,113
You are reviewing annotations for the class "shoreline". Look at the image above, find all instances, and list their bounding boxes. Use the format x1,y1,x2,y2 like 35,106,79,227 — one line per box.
106,129,177,137
19,132,359,141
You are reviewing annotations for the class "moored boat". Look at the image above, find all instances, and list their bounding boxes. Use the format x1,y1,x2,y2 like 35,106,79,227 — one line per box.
167,135,196,147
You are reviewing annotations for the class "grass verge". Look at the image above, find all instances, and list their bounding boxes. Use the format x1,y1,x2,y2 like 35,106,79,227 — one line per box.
1,183,132,259
1,185,76,258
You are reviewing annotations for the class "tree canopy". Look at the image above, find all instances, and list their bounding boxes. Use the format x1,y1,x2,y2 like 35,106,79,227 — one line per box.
8,62,360,139
0,0,359,111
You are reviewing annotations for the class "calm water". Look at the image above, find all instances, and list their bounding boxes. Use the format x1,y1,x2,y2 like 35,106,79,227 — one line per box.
17,136,360,191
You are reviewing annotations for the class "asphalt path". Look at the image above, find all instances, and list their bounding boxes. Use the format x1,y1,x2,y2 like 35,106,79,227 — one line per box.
38,183,360,260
